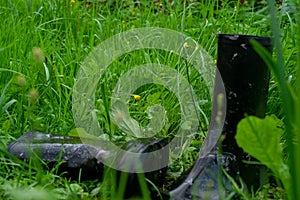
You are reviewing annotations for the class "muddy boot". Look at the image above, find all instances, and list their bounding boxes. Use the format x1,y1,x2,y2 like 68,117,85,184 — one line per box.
168,34,272,199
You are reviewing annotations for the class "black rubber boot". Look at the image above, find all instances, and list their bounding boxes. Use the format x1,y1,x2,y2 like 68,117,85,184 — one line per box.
169,34,272,200
7,131,105,181
7,131,168,198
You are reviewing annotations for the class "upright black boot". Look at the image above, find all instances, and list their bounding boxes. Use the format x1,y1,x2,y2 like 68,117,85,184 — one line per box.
169,34,272,199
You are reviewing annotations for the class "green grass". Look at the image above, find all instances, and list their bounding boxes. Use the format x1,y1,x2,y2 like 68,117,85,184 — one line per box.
0,0,297,199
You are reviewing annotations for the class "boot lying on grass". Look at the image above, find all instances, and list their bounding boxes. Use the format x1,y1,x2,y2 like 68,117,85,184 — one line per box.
7,130,105,181
7,131,168,198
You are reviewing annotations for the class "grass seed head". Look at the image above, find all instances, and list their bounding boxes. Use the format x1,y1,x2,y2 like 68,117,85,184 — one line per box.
16,75,26,88
28,88,39,103
32,47,44,64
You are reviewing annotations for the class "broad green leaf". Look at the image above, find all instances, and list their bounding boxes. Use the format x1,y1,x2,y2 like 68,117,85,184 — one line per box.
236,116,291,193
111,100,142,138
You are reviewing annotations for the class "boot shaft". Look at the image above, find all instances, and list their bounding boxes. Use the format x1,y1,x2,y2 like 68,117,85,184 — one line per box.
217,34,272,154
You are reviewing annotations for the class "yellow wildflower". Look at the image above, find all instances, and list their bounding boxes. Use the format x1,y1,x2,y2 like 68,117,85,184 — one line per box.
71,0,75,3
183,42,189,48
133,95,141,101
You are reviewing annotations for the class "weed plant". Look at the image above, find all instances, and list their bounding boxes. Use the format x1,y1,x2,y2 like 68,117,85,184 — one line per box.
0,0,297,199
